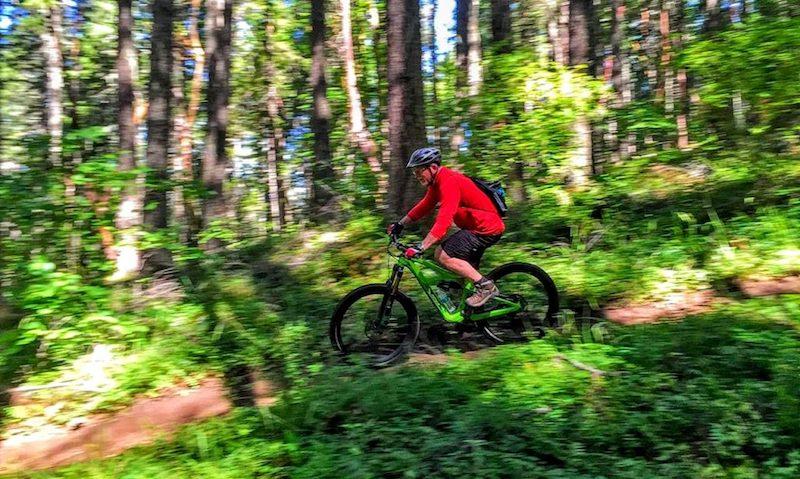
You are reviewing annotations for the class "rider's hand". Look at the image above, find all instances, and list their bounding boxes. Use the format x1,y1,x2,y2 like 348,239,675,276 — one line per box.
404,246,423,259
387,222,404,237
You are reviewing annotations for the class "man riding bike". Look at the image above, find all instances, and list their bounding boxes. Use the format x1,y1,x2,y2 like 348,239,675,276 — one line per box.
387,147,505,308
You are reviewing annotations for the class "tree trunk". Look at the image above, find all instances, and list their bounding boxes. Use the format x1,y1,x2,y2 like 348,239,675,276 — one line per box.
66,11,82,132
202,0,233,241
677,68,689,149
41,4,64,168
675,0,689,149
173,0,203,244
310,0,334,213
0,41,4,162
456,0,469,87
387,0,426,215
367,1,385,139
609,0,627,162
265,88,285,232
556,0,570,65
142,0,174,272
568,0,593,67
264,22,285,232
456,0,482,95
566,0,594,187
703,0,725,32
118,0,137,164
65,8,88,270
657,1,672,106
114,0,142,280
490,0,511,47
467,0,482,97
341,0,386,205
509,161,527,203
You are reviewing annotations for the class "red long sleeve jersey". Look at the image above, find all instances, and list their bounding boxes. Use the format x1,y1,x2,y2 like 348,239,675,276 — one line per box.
407,167,505,240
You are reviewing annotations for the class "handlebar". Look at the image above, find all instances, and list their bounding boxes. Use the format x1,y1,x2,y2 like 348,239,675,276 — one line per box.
388,234,415,257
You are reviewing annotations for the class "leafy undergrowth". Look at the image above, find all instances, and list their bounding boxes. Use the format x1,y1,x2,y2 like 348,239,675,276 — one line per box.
3,150,799,469
5,173,799,435
10,296,799,478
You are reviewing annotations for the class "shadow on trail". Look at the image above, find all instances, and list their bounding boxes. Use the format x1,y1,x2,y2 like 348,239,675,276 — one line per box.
190,242,349,404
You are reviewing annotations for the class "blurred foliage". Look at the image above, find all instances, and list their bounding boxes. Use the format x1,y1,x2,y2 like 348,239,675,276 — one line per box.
15,298,800,478
1,0,799,476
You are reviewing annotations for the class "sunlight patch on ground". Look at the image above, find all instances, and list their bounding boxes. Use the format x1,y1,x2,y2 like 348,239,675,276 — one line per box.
317,231,343,245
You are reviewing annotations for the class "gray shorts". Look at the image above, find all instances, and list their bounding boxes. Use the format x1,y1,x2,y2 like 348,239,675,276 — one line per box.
441,230,501,268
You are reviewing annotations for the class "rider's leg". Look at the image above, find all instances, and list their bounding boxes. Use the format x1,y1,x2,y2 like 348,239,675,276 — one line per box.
434,247,482,282
435,230,502,308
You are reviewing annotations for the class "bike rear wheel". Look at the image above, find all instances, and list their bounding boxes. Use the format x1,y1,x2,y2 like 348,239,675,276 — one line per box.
330,284,420,367
476,262,559,344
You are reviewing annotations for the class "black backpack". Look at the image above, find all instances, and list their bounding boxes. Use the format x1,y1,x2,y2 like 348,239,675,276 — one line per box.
469,177,508,217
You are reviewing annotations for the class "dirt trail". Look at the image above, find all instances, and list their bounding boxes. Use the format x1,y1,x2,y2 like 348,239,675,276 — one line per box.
0,378,277,473
603,276,800,325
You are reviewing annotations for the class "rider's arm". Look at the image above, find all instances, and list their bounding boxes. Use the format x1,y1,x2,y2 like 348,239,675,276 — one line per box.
422,183,460,249
406,188,437,224
419,231,439,251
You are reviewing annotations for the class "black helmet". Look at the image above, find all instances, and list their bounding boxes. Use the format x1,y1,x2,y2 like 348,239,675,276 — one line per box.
406,148,441,168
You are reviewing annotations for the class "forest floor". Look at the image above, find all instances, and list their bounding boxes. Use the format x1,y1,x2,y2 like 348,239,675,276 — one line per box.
1,274,798,473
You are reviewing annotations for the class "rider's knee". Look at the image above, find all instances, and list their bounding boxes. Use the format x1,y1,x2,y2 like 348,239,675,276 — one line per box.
433,246,445,263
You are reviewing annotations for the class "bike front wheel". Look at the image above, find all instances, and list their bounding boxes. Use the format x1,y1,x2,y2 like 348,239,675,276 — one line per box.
329,284,420,367
476,262,559,344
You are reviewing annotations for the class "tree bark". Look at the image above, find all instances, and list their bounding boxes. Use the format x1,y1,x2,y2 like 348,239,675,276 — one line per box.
63,5,85,270
387,0,426,215
265,87,285,232
657,1,672,108
113,0,142,280
565,0,595,187
172,0,203,244
367,1,385,138
467,0,482,97
556,0,570,65
41,4,64,168
490,0,512,48
66,10,82,132
456,0,469,86
118,0,137,173
675,0,689,149
264,22,285,231
703,0,725,32
609,0,625,162
341,0,386,205
568,0,593,67
310,0,334,213
456,0,481,95
143,0,174,273
202,0,234,238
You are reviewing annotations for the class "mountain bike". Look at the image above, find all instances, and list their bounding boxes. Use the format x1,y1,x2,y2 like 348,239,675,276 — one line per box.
329,233,560,367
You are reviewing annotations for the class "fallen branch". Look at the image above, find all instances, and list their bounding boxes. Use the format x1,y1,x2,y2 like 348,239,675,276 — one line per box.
554,354,607,377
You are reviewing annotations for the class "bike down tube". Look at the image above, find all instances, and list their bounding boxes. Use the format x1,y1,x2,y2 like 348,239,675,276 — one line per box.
402,257,465,323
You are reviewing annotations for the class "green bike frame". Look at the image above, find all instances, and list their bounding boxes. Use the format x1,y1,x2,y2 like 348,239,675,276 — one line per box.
388,255,522,323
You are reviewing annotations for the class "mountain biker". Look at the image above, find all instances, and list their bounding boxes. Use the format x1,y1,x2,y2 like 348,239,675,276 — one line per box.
387,147,505,308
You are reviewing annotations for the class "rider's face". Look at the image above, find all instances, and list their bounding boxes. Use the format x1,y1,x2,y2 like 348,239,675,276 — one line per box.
413,165,436,186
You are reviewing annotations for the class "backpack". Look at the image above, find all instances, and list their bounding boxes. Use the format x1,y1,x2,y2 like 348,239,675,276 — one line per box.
469,177,508,217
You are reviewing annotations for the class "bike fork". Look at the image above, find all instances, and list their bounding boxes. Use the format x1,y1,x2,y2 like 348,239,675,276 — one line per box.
377,265,404,324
